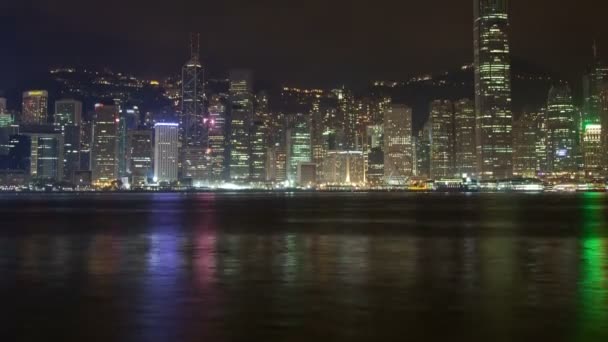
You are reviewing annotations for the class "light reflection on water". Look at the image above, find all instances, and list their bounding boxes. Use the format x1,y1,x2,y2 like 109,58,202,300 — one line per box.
0,192,607,341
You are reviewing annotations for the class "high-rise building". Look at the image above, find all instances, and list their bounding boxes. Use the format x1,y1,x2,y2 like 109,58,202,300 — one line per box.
54,99,82,126
208,95,227,181
546,85,578,175
430,100,455,179
181,34,207,183
54,99,83,183
20,129,64,182
454,99,477,176
583,123,602,179
366,125,384,186
474,0,513,179
181,33,206,149
513,111,541,178
415,121,432,178
384,104,413,185
321,151,366,185
127,130,153,186
250,120,266,182
21,90,49,125
92,104,119,185
228,69,254,181
154,123,179,183
286,114,312,183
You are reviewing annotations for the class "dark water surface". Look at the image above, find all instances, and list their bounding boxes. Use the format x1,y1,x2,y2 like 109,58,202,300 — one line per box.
1,192,608,341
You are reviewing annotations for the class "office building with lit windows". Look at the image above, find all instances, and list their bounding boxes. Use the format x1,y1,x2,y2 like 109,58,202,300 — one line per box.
546,85,578,175
454,99,477,176
383,104,413,185
430,100,455,179
21,90,49,125
474,0,513,179
92,104,119,185
154,123,179,183
229,69,254,180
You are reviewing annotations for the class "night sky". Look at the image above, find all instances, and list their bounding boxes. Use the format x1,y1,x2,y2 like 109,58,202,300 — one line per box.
2,0,608,90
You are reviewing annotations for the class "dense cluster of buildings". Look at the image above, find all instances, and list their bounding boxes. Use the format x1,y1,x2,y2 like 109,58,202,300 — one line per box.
0,0,607,191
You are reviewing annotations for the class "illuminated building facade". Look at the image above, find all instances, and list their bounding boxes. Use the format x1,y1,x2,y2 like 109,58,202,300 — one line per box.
208,95,227,181
416,121,432,178
181,33,207,151
430,100,455,179
0,97,6,113
127,130,153,185
21,130,64,181
229,69,254,180
474,0,513,179
181,35,208,183
546,85,578,175
583,123,602,179
383,104,413,185
321,151,366,185
286,114,311,182
154,123,179,183
513,111,541,178
366,125,384,186
250,120,266,182
92,104,119,184
54,99,82,126
21,90,49,125
454,99,477,176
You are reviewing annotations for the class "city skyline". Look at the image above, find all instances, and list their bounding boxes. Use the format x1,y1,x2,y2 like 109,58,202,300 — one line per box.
3,0,608,90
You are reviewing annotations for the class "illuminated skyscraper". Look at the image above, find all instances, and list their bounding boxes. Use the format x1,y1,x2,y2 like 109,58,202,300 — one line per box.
366,125,384,186
430,100,455,179
0,97,6,113
454,99,477,176
127,130,153,185
54,99,83,183
383,104,413,185
181,34,207,182
154,123,179,183
513,111,541,178
474,0,513,179
228,69,254,181
92,104,119,185
583,123,602,179
20,126,65,182
415,120,432,178
208,95,227,181
54,99,82,126
546,85,578,175
181,33,206,149
21,90,49,125
286,114,311,183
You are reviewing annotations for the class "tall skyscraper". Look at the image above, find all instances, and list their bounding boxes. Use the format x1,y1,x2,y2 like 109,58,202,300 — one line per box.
366,125,384,186
546,85,578,175
430,100,455,179
154,123,179,183
127,130,153,186
474,0,513,179
583,123,602,179
384,104,413,185
181,34,207,183
20,128,65,182
54,99,83,183
54,99,83,126
208,95,227,181
454,99,477,176
415,120,432,178
181,33,206,149
286,114,312,183
513,111,541,178
228,69,254,181
21,90,49,125
92,104,119,185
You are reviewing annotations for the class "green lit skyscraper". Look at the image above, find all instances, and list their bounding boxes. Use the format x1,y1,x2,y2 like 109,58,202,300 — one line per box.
474,0,513,179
